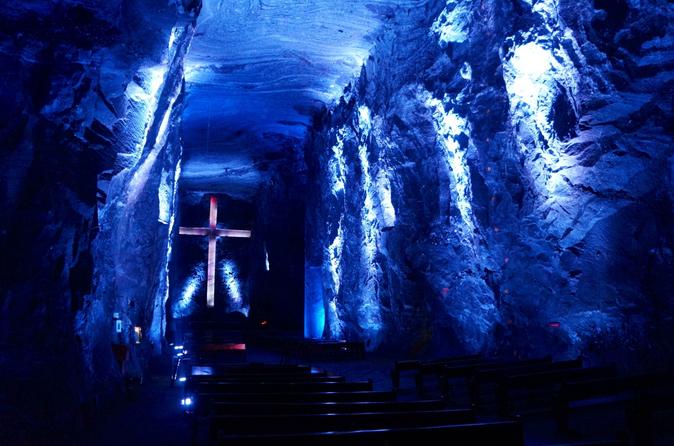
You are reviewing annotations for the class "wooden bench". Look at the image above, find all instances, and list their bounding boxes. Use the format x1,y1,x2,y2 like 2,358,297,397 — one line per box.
207,399,448,416
556,372,674,445
413,355,488,394
192,390,396,414
180,362,315,375
438,357,552,399
213,420,524,446
497,366,617,415
188,380,373,394
208,408,476,441
188,374,344,383
391,354,481,390
469,358,583,407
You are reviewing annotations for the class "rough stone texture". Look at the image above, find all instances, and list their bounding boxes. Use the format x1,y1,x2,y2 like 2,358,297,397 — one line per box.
305,0,674,365
0,1,199,439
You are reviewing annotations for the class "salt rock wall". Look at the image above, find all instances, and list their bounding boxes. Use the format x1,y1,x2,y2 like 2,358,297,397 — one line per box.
305,0,674,365
0,0,200,436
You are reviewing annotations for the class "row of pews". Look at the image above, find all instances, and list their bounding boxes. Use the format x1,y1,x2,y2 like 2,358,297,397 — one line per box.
178,361,524,445
393,354,674,445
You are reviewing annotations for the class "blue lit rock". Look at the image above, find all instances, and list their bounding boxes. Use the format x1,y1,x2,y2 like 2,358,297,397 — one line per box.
305,0,674,362
0,1,199,420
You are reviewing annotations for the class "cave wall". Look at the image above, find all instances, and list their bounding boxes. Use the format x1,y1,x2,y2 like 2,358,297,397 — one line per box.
305,0,674,364
0,0,200,436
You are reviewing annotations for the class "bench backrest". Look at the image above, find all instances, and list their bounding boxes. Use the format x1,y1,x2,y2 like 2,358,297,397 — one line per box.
189,380,373,393
209,409,476,436
208,399,448,415
214,420,524,446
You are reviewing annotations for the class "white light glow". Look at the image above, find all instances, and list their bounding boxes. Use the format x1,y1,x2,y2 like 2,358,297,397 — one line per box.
357,114,382,337
501,1,582,202
358,105,372,136
423,91,475,232
172,263,204,318
327,299,343,339
328,217,344,295
158,169,171,224
328,126,348,195
430,0,471,45
221,259,248,315
376,170,396,228
460,62,472,81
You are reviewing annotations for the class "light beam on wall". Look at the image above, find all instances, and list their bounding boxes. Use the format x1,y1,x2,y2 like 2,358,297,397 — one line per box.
221,259,248,316
430,0,471,45
328,126,349,195
356,105,383,340
173,262,203,318
423,91,476,233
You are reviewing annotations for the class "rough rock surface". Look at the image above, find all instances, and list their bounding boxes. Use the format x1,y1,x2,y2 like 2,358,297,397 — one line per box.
305,0,674,364
0,0,199,438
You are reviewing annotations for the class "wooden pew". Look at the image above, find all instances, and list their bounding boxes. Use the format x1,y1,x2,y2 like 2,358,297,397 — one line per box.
555,372,674,445
469,358,583,407
497,365,617,415
439,356,552,399
187,380,373,394
391,353,481,390
208,408,476,442
207,399,448,416
214,420,524,446
412,355,486,394
192,390,396,414
188,374,344,383
180,362,315,376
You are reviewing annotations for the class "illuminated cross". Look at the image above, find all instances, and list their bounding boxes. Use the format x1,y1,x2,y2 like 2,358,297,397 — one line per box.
179,195,251,308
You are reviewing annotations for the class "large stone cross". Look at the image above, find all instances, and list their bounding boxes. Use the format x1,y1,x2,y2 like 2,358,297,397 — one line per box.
179,195,251,308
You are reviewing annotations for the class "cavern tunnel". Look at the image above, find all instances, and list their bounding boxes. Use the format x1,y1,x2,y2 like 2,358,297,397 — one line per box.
1,0,673,445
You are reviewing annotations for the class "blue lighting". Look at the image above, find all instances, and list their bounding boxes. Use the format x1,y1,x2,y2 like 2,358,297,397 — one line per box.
328,218,344,295
121,65,167,168
375,169,396,229
172,263,204,318
328,126,349,195
356,105,383,341
423,90,475,233
220,259,248,315
158,170,172,224
500,1,581,204
430,0,471,45
304,266,325,339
